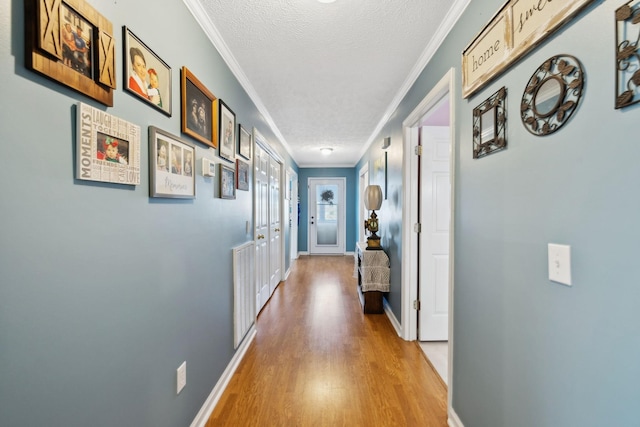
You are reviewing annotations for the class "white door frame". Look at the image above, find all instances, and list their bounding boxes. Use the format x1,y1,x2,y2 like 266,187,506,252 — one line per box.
358,164,369,244
288,167,299,263
401,68,456,407
308,177,346,255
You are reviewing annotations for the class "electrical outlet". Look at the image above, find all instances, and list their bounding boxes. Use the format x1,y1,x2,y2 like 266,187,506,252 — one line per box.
177,361,186,395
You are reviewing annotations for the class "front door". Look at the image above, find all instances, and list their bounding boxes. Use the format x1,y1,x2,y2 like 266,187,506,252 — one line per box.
308,178,346,255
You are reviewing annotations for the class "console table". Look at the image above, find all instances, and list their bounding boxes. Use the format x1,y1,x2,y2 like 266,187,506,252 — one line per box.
354,242,390,314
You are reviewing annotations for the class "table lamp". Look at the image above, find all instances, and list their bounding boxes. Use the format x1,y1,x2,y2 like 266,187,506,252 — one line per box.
363,185,383,250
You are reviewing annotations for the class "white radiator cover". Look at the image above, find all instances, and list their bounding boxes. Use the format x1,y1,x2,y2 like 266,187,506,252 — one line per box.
233,242,256,349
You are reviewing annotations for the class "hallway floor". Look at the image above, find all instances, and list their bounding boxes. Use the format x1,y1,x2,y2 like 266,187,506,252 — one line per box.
207,255,447,426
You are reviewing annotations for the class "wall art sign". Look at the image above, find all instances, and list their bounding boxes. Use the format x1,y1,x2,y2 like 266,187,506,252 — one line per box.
616,0,640,109
76,102,140,185
462,0,595,98
149,126,195,198
25,0,116,106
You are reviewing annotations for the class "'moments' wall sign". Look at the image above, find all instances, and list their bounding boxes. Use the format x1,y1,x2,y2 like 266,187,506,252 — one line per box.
462,0,595,99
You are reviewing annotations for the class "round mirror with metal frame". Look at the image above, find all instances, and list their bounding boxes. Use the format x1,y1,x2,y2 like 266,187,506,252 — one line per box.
521,55,584,136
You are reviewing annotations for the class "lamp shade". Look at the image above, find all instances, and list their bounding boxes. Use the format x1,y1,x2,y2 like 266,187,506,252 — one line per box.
363,185,382,210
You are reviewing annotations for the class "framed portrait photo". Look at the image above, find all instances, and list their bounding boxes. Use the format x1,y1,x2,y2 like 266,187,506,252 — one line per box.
25,0,115,106
220,163,236,199
181,66,218,148
76,102,140,185
236,159,250,191
238,123,252,160
218,99,236,162
123,27,172,116
149,126,195,198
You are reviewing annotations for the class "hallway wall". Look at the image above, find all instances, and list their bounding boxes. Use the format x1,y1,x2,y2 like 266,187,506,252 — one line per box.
360,0,640,425
0,1,296,426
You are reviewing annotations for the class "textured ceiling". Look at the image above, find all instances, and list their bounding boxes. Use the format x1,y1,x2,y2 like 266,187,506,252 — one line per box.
190,0,466,167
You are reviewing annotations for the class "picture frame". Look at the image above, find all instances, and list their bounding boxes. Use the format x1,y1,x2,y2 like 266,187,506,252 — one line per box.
123,27,172,116
473,87,507,158
238,123,252,160
25,0,116,106
616,0,640,109
236,159,250,191
372,152,387,199
148,126,195,198
76,102,140,185
181,66,217,148
220,163,236,199
218,99,236,162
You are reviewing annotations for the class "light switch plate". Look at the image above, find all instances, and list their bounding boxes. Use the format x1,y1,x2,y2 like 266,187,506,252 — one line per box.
548,243,572,286
177,361,186,394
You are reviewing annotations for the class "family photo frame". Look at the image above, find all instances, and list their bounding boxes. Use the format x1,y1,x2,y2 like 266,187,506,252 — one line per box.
218,99,236,162
76,102,140,185
181,66,217,148
220,163,236,199
238,123,252,160
148,126,195,199
236,159,250,191
25,0,116,106
123,27,172,116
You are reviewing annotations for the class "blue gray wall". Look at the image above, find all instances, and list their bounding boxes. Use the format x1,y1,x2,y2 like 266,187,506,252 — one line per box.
0,1,296,426
360,0,640,425
297,168,358,253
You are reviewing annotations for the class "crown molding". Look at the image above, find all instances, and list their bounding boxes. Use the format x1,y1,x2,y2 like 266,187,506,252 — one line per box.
182,0,295,162
357,0,472,161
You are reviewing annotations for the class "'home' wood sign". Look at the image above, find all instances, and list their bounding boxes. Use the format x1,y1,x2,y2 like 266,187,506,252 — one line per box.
462,0,595,99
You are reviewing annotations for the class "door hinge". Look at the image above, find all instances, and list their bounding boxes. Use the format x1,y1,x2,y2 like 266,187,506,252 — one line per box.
414,145,422,156
414,223,421,233
413,300,421,310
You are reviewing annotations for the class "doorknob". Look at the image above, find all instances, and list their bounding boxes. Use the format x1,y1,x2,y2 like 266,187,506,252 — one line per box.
257,234,265,239
274,228,280,232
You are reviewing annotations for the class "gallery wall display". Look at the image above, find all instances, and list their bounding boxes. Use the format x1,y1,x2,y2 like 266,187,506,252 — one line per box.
123,27,172,116
462,0,595,98
616,0,640,109
220,163,236,199
473,87,507,159
520,55,584,136
148,126,195,198
76,102,140,185
181,66,218,148
218,100,236,162
25,0,116,106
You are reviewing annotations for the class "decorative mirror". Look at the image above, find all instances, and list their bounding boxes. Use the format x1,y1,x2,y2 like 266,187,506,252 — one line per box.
616,0,640,109
521,55,584,136
473,87,506,159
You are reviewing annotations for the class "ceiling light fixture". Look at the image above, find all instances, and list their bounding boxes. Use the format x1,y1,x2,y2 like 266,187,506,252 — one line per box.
317,0,336,3
320,147,333,156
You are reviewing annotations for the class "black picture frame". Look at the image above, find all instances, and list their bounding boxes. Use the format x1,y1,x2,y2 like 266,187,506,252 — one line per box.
123,27,172,116
220,163,236,199
218,99,236,162
238,123,252,160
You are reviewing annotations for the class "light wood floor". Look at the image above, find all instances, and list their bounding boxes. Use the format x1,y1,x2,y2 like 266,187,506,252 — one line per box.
206,255,447,426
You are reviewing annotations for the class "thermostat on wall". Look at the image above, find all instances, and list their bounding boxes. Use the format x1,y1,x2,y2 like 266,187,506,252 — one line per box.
202,158,215,177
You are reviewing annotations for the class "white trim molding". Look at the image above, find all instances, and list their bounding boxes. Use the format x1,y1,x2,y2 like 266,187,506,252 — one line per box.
190,327,257,427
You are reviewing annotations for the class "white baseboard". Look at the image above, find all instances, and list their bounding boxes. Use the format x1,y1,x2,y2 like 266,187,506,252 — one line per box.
448,406,464,427
190,326,257,427
383,298,404,338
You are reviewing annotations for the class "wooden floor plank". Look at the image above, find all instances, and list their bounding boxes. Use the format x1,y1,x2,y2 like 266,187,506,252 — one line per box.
206,255,447,426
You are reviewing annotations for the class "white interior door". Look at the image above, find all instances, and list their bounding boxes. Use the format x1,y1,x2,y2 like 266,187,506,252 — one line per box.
269,160,281,295
419,126,451,341
308,178,345,254
255,143,270,312
289,169,299,260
